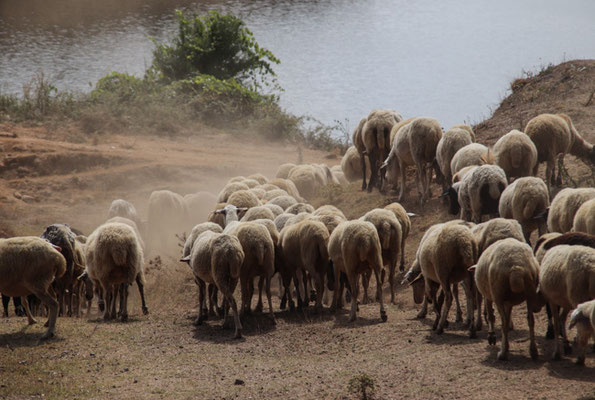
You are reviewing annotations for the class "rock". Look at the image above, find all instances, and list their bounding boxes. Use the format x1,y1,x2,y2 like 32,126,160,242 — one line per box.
234,379,245,385
21,195,35,203
13,192,22,199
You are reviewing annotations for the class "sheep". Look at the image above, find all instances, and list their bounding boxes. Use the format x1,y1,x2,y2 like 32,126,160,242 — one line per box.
450,124,476,143
341,146,370,183
568,299,595,366
309,213,345,236
498,177,549,242
106,217,145,250
240,206,276,222
268,195,298,211
471,218,524,256
263,189,290,202
226,190,261,209
241,179,260,189
2,295,24,317
0,237,66,339
268,178,302,200
184,191,217,225
279,219,331,312
182,222,224,259
493,129,538,181
413,222,478,336
452,165,477,183
314,163,340,185
286,202,315,215
381,117,442,203
275,163,297,179
262,203,284,218
328,220,387,322
472,238,542,360
352,118,370,189
274,213,295,232
450,143,491,177
538,244,595,362
228,222,275,321
360,209,402,304
216,182,250,203
107,199,142,231
547,187,595,233
449,164,507,223
573,198,595,235
383,202,414,271
287,165,324,199
207,202,228,229
228,176,246,183
182,231,244,338
40,224,77,317
283,212,312,228
312,205,346,219
357,110,403,191
248,188,267,200
435,127,474,190
147,190,189,255
84,222,145,322
330,165,349,185
524,113,595,191
247,173,268,185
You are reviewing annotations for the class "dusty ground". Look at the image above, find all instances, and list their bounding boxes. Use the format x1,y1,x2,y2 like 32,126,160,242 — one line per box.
1,60,595,400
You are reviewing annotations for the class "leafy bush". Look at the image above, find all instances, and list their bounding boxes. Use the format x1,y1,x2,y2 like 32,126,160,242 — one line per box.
151,10,280,90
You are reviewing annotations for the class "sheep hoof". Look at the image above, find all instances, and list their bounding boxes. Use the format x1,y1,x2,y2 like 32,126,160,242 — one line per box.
344,292,352,303
280,297,287,310
216,307,225,317
40,331,54,340
98,301,105,312
443,320,449,328
121,313,128,322
416,311,427,319
349,315,356,322
497,351,508,361
436,326,444,335
234,330,242,339
469,328,477,339
575,357,585,366
552,351,561,361
488,332,496,345
563,341,572,355
454,314,462,323
399,264,404,272
142,307,149,315
545,325,554,339
380,311,387,322
361,297,370,305
309,291,317,302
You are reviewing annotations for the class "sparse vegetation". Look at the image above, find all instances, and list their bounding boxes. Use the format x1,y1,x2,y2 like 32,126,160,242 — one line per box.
0,12,345,151
348,373,376,400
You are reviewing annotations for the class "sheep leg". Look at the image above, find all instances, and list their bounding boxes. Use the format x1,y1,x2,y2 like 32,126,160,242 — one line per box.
397,160,407,202
194,279,206,326
436,282,453,334
1,294,9,317
574,322,591,365
452,283,463,323
551,303,562,360
416,164,425,203
111,284,119,320
35,287,59,340
497,302,512,360
526,303,538,360
545,159,554,192
399,238,406,272
224,289,243,339
429,283,441,331
367,152,378,192
461,279,476,338
265,274,275,324
559,308,572,355
66,283,74,317
103,285,113,321
373,268,387,322
119,283,129,322
21,296,37,325
555,155,564,186
361,154,368,190
388,262,397,305
118,283,125,318
486,300,496,345
349,273,360,322
416,297,428,319
256,276,265,313
545,303,554,339
240,276,251,316
314,272,324,313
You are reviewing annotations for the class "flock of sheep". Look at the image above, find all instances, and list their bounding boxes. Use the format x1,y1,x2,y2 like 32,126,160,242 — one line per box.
1,110,595,367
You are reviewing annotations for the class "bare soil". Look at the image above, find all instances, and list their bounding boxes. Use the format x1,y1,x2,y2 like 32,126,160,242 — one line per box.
1,60,595,400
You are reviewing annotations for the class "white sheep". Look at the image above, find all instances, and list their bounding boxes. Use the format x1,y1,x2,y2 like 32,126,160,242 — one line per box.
182,222,224,259
147,189,189,255
572,198,595,235
358,110,403,192
85,222,145,322
247,173,269,185
472,238,542,360
267,195,298,211
493,129,538,181
471,218,524,256
262,189,290,202
328,220,387,322
459,164,507,223
216,181,251,203
0,237,66,339
274,213,295,232
436,127,474,190
538,244,595,362
107,199,142,232
182,231,244,338
450,124,476,142
413,222,478,336
241,179,260,189
268,178,302,200
286,202,315,215
568,299,595,366
524,113,595,192
240,206,276,222
262,203,284,218
330,165,349,185
226,190,261,209
498,177,549,242
382,117,442,203
384,202,414,271
275,163,297,179
547,187,595,233
360,209,402,304
341,146,370,183
450,143,492,177
248,188,267,200
287,165,324,199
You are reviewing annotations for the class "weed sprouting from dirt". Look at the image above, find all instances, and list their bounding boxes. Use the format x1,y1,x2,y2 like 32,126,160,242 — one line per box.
348,373,376,400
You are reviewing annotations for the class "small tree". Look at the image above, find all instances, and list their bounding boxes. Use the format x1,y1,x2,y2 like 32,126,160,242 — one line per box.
151,10,280,90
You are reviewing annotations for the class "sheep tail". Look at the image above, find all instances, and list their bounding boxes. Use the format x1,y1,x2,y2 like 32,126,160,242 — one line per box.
489,181,501,200
509,266,525,293
111,248,128,266
509,143,523,169
255,243,266,267
522,201,537,220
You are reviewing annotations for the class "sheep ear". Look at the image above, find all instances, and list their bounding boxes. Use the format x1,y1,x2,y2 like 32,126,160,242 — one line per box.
179,255,191,263
239,207,249,212
408,274,424,286
50,243,62,253
214,209,226,215
468,265,477,272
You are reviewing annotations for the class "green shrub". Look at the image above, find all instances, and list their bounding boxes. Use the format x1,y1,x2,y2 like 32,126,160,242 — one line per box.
151,10,280,89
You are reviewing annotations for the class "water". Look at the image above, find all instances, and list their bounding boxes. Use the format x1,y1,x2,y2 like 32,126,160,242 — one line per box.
1,0,594,131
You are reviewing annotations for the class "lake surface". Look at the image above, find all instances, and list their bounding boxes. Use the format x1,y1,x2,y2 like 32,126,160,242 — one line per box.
1,0,594,131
